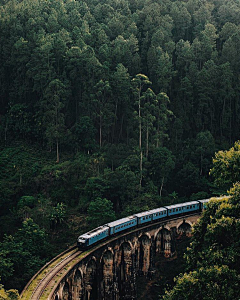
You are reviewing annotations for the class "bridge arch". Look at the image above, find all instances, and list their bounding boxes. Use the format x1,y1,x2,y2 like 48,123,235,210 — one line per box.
100,249,114,300
116,241,135,298
62,281,71,300
100,247,114,263
154,225,171,240
137,234,151,275
177,220,193,236
85,257,98,300
72,269,83,300
155,227,172,257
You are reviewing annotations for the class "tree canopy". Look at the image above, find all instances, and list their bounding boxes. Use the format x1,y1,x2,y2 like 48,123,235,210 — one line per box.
0,0,240,293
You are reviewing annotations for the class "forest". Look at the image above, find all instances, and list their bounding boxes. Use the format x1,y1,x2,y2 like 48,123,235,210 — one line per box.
0,0,240,297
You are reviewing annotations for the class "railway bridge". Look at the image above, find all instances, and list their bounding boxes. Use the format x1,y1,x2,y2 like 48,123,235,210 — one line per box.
21,213,200,300
48,214,199,300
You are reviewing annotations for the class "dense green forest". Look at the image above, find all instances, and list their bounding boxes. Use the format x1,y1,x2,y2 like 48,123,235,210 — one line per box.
0,0,240,296
163,183,240,300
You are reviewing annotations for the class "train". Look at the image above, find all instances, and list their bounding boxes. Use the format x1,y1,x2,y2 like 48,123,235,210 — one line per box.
77,198,211,250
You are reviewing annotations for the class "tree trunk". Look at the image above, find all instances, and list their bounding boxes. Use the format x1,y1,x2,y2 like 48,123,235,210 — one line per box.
56,139,59,163
139,85,142,188
100,113,102,148
4,125,7,145
160,177,164,197
140,150,143,188
156,120,159,148
146,123,149,158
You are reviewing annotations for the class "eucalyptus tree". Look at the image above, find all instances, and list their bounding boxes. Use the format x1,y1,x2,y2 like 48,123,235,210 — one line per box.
42,79,68,163
93,79,113,147
132,74,152,188
111,64,131,143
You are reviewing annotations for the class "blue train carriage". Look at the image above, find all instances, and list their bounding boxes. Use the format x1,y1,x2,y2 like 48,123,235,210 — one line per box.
151,207,168,221
77,225,109,249
181,200,201,214
134,210,153,225
198,198,210,210
165,203,185,216
107,216,137,235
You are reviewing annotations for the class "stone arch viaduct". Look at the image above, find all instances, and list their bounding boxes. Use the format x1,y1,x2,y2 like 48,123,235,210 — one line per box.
51,213,199,300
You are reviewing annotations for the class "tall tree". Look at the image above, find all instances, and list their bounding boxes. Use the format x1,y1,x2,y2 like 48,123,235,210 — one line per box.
132,74,151,188
93,79,113,147
42,79,68,163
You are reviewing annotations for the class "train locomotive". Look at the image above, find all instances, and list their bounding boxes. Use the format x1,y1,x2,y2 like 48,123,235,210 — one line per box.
77,198,212,250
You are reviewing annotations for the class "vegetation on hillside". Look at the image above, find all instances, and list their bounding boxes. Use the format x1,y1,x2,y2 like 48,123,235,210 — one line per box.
0,0,240,294
163,144,240,299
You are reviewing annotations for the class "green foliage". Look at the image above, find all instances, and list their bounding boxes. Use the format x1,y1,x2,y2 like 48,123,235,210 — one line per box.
50,203,67,227
0,219,51,290
163,183,240,299
17,196,36,210
87,197,116,227
149,147,175,196
0,0,240,292
0,284,19,300
210,141,240,189
163,265,240,300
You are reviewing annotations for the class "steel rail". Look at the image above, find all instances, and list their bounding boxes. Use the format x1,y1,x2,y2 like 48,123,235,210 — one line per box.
32,250,81,300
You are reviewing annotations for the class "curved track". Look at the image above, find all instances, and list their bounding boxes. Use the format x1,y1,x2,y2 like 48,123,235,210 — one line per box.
20,247,81,300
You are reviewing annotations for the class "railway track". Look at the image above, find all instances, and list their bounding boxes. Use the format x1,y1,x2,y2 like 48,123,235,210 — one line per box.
20,246,81,300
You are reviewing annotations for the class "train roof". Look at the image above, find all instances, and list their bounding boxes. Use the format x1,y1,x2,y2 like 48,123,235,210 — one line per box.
149,207,167,214
198,196,230,203
107,215,136,227
79,225,109,239
198,198,210,203
135,207,167,217
165,200,199,209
